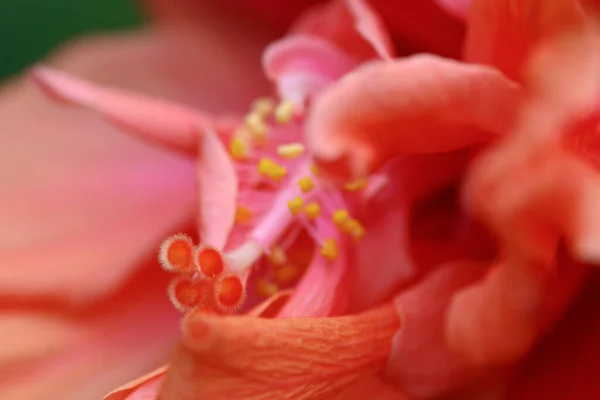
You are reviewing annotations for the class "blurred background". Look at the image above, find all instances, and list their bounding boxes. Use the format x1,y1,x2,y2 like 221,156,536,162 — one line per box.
0,0,142,80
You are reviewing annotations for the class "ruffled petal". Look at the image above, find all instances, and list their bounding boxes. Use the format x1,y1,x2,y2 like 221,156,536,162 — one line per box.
386,261,492,398
465,0,590,82
159,305,399,399
307,55,522,180
31,67,210,156
291,0,394,60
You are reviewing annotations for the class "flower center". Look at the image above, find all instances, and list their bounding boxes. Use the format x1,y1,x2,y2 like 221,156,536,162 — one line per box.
159,97,371,315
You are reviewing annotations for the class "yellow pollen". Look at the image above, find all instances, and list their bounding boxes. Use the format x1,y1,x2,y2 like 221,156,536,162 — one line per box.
252,97,275,117
344,178,368,191
229,136,248,160
277,143,305,159
245,112,268,144
310,164,320,176
288,196,304,215
235,205,253,223
304,202,321,220
332,209,350,227
268,246,287,266
298,176,314,193
258,158,287,182
273,264,301,285
256,279,279,298
321,238,339,261
275,100,295,125
345,219,366,241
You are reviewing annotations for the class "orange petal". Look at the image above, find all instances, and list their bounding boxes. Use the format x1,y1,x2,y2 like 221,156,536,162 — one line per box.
307,55,521,180
159,305,399,399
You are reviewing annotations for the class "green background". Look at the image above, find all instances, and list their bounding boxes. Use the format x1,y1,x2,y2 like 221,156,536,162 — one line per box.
0,0,142,80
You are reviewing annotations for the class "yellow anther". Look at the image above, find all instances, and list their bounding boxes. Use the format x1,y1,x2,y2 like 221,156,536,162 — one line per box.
268,246,287,266
235,205,253,223
256,279,279,298
298,176,315,193
273,264,301,285
245,112,268,144
275,100,295,125
304,202,321,220
288,196,304,215
344,178,368,191
332,209,350,227
321,238,339,261
258,158,287,182
277,143,305,159
229,136,248,160
345,219,366,241
252,97,275,117
309,164,320,177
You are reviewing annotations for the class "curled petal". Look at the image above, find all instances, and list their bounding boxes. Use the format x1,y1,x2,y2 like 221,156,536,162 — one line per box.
31,67,211,155
307,55,522,180
263,35,358,105
104,366,167,400
434,0,471,20
160,305,400,399
196,127,238,249
291,0,394,60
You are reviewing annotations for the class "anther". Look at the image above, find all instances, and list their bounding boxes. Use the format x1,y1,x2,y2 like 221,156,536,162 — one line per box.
252,97,275,116
159,234,195,273
304,202,321,220
195,246,224,278
268,246,287,266
344,178,368,191
346,219,366,241
229,136,248,160
258,158,288,182
310,164,320,176
277,143,305,159
321,238,339,261
288,196,304,215
332,209,350,227
273,264,301,285
235,205,253,224
215,275,245,312
245,112,268,144
256,279,279,298
298,176,314,193
275,100,295,125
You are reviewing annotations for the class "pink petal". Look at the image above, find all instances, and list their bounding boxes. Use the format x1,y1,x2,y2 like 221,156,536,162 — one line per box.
263,35,359,104
292,0,394,60
31,67,210,156
195,127,238,249
277,231,350,317
0,73,196,303
307,55,522,180
0,266,179,399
